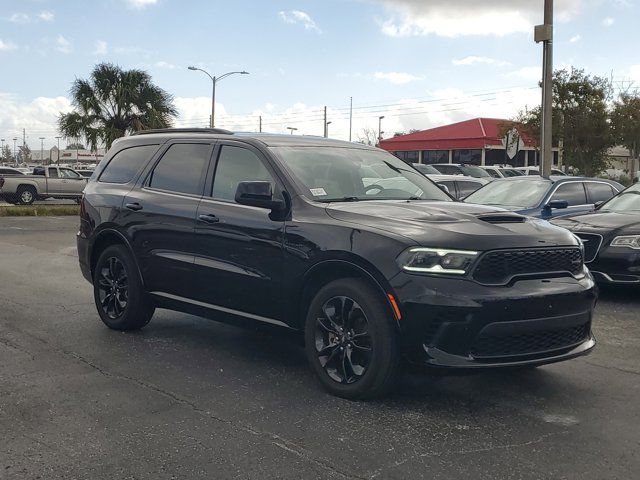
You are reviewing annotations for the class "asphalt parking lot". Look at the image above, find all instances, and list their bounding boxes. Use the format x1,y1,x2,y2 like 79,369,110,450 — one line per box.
1,216,638,479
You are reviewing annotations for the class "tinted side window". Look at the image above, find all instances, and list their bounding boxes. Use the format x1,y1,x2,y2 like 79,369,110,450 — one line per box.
211,146,275,202
48,168,59,178
148,143,211,195
60,168,81,179
486,169,501,178
457,181,482,197
551,182,587,205
99,144,158,184
586,182,615,203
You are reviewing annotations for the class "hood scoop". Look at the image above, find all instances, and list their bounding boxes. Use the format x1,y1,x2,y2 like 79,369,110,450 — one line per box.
476,213,527,224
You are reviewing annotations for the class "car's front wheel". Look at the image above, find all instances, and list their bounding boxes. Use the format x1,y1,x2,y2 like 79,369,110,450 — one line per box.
93,245,154,331
304,278,401,399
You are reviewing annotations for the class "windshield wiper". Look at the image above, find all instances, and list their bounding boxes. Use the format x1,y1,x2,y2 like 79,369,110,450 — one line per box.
320,196,362,203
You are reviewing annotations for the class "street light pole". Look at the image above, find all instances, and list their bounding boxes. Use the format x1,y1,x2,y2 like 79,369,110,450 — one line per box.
0,139,4,160
12,137,17,165
286,127,298,135
39,137,45,165
187,67,249,128
55,136,61,165
535,0,554,178
378,116,385,146
326,121,332,138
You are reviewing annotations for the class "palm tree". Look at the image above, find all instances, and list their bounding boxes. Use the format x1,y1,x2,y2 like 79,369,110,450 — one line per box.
59,63,178,150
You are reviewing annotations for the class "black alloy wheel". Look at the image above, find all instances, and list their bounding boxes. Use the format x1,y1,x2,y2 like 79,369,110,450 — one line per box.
93,245,154,331
97,256,129,319
315,296,372,384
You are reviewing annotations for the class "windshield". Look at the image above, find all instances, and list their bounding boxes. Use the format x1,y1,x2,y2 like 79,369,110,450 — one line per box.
412,164,439,175
501,168,524,177
270,146,452,202
600,184,640,212
464,179,552,208
460,165,491,178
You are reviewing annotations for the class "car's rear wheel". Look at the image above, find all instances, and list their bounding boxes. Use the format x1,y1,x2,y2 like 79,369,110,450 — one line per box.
93,245,154,330
17,186,36,205
304,278,401,399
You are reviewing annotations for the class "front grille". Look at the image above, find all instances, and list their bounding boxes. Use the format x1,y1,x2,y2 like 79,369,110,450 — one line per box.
472,248,583,284
470,323,590,358
574,233,603,263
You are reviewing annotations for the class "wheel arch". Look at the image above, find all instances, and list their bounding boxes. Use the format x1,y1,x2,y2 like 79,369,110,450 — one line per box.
295,259,401,331
90,228,145,287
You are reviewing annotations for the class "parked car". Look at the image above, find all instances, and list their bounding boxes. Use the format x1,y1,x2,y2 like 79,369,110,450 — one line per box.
431,163,493,179
0,165,87,204
481,166,525,178
78,128,596,399
76,169,95,178
0,166,25,176
515,166,567,176
553,182,640,285
411,163,440,175
427,174,490,200
464,176,623,219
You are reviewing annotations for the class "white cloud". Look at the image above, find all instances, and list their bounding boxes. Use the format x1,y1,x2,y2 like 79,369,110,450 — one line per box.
93,40,108,55
373,71,423,85
505,66,542,81
0,94,73,148
126,0,159,8
278,10,322,33
56,35,72,54
38,11,55,22
0,39,18,52
375,0,582,37
9,13,30,24
452,56,511,67
569,34,582,43
155,61,177,69
603,17,615,26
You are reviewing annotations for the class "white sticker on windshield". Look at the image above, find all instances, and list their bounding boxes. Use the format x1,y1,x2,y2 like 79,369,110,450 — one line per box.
310,188,327,197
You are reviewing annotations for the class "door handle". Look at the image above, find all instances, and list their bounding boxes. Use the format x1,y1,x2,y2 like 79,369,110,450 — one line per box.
198,214,220,224
125,202,143,211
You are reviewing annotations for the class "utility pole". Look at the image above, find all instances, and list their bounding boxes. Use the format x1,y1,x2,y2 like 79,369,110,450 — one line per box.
323,106,328,138
378,116,385,146
259,116,262,133
326,121,332,138
0,139,4,160
535,0,554,178
55,136,61,165
349,97,353,142
12,138,17,165
39,137,45,165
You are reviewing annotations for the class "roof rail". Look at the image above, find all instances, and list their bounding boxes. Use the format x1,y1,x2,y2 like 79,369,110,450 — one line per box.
131,128,233,136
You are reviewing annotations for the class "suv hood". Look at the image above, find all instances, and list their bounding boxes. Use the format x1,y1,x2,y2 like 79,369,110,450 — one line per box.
326,201,577,250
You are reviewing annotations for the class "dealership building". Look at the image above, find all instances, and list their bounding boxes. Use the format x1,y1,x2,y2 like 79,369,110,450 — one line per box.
379,117,559,167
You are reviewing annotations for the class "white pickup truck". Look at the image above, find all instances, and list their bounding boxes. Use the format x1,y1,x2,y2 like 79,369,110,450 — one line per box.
0,166,87,205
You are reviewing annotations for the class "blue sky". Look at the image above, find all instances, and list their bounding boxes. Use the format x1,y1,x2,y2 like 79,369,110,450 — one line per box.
1,0,639,149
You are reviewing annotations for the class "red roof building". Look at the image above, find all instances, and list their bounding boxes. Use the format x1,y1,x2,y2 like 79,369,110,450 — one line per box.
379,117,558,167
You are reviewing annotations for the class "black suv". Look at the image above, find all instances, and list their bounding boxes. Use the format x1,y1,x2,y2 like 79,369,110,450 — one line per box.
78,129,596,399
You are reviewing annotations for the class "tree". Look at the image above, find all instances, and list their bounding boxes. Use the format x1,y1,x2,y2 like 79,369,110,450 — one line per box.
357,127,378,146
18,144,32,163
611,92,640,178
58,63,178,150
509,68,614,176
65,142,86,150
1,145,12,163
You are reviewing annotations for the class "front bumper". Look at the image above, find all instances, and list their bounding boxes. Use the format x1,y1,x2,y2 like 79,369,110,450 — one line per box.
588,247,640,284
391,272,597,369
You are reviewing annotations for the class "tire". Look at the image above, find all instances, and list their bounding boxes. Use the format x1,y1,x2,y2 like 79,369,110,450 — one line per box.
304,278,401,400
93,245,154,331
17,185,36,205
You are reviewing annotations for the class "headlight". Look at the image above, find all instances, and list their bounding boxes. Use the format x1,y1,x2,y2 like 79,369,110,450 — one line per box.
397,247,479,275
572,234,585,256
610,235,640,249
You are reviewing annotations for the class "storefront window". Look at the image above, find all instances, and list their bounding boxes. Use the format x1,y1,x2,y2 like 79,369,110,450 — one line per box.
422,150,449,164
453,149,482,165
393,151,419,163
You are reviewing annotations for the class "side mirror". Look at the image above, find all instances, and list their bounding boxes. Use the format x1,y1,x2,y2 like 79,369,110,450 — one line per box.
437,183,450,195
546,199,569,210
594,200,605,210
235,181,284,211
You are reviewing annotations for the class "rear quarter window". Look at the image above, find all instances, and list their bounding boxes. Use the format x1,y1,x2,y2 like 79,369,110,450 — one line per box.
99,144,159,184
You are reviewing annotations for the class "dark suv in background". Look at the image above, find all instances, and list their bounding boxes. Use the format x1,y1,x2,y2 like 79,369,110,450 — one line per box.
78,129,597,399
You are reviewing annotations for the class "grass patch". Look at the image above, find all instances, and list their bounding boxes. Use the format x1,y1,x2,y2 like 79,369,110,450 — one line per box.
0,205,80,217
